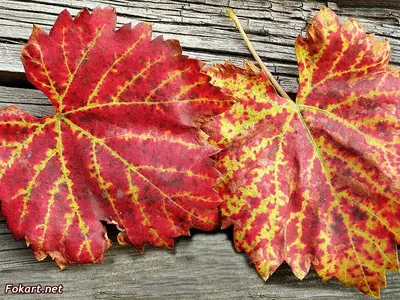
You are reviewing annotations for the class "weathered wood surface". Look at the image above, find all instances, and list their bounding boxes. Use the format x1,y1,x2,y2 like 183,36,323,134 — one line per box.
1,0,400,93
0,0,400,299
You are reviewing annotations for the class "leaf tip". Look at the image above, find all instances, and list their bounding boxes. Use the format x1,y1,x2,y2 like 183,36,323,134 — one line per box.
258,270,270,281
136,245,145,254
33,250,48,262
370,289,381,299
167,39,182,55
31,24,43,37
56,261,67,271
76,7,90,18
103,230,113,250
292,269,307,281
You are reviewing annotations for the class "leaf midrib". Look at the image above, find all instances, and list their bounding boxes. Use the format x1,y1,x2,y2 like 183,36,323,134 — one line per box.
287,101,380,295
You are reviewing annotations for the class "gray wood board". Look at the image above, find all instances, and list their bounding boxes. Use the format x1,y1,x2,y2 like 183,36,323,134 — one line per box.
0,0,400,93
1,221,400,299
0,0,400,299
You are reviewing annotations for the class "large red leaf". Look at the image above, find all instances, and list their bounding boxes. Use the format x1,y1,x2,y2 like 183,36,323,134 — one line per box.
204,8,400,297
0,7,232,268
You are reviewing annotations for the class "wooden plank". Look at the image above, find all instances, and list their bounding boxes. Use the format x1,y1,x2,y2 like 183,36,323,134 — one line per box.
0,86,53,117
1,221,400,299
0,0,399,93
0,42,300,93
1,1,400,299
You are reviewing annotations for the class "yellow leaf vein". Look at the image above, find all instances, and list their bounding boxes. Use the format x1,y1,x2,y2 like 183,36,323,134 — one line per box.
63,117,216,226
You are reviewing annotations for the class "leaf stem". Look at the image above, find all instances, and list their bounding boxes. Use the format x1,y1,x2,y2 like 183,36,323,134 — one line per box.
227,8,291,100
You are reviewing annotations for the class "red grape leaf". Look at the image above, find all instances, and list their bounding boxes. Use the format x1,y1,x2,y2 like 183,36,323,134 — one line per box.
204,7,400,297
0,7,232,268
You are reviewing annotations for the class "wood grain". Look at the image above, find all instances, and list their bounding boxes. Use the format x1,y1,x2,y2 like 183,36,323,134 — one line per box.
0,0,399,93
0,1,399,299
1,222,400,299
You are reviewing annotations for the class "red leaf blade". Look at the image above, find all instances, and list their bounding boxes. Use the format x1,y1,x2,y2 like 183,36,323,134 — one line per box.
0,7,232,268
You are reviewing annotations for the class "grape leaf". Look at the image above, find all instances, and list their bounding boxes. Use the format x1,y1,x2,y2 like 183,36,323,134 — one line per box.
0,7,232,268
204,7,400,297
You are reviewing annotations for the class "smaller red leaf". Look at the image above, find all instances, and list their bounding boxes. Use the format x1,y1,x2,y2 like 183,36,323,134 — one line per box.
205,7,400,298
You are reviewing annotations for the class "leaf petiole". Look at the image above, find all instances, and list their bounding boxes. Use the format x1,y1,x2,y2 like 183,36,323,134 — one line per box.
227,8,291,100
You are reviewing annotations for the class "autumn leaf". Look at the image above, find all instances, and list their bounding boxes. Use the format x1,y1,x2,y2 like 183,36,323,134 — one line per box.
204,7,400,297
0,7,232,268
